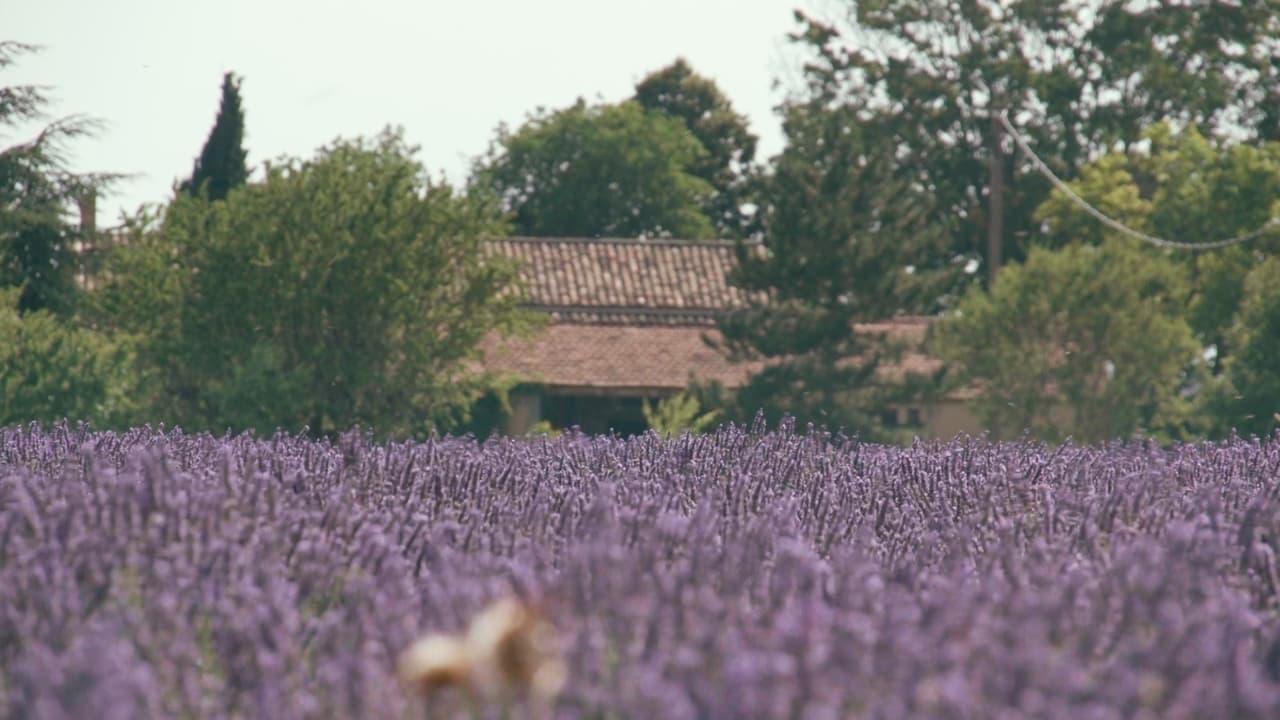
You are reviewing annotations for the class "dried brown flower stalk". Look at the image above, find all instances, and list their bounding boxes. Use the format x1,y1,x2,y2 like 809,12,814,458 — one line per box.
398,597,567,711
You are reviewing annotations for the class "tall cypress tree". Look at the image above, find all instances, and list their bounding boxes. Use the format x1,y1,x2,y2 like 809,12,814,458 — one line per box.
179,72,247,201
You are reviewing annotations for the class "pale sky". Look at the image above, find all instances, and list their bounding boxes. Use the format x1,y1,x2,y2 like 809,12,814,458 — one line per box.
8,0,820,226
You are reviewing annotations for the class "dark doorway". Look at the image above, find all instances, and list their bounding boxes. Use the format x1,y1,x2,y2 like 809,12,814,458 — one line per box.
543,395,649,436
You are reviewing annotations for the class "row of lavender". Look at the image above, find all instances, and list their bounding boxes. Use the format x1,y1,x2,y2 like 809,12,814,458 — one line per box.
2,422,1280,718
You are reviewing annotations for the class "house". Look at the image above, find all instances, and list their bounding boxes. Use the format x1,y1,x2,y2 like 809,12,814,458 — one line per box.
480,237,985,437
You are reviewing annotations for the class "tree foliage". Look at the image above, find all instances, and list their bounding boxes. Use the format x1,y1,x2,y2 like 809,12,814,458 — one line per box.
177,71,248,201
792,1,1280,285
642,391,721,438
474,100,715,239
716,106,949,438
0,287,137,427
98,129,533,437
634,59,759,238
0,41,106,315
1034,123,1280,364
1202,257,1280,439
932,242,1199,443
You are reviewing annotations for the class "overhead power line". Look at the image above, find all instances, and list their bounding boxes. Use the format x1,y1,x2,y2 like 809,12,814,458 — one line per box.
997,112,1280,251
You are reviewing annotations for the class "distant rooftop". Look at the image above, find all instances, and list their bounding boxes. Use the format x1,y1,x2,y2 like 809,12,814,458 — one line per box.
488,236,761,325
480,237,942,394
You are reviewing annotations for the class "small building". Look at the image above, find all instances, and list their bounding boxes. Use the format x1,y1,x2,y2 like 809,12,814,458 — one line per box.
480,237,985,438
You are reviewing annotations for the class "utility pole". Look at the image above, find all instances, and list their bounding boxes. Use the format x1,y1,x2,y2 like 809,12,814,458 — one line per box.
988,106,1005,288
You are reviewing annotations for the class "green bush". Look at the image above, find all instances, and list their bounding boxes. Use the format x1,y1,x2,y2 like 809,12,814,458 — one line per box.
643,392,722,438
0,287,137,428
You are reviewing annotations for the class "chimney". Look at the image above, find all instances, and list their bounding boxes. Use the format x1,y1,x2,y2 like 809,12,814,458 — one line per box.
77,188,97,236
74,188,99,289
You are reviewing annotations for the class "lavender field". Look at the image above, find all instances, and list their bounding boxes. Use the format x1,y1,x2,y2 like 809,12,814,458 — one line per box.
3,422,1280,718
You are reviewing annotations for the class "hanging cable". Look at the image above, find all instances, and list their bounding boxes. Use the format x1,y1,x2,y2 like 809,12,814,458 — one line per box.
997,112,1280,251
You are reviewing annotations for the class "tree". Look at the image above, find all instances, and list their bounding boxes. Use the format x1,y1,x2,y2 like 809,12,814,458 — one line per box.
1033,123,1280,368
178,72,247,201
0,41,106,315
791,2,1280,287
473,99,716,239
634,59,759,238
714,104,950,438
98,129,534,437
0,287,137,428
1202,257,1280,439
932,242,1200,443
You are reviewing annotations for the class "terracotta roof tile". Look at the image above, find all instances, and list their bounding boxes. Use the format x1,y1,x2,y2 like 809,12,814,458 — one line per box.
489,237,758,313
478,323,943,394
480,325,759,394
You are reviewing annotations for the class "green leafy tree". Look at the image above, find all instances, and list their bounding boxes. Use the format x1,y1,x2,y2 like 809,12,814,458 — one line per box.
178,72,247,201
1035,123,1280,366
715,105,949,438
932,242,1200,443
0,287,137,428
1202,257,1280,439
98,129,533,437
634,59,759,238
0,41,108,315
474,99,715,239
791,2,1280,285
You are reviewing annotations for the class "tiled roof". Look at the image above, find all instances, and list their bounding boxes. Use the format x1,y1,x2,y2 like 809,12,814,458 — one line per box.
855,316,934,338
538,309,722,327
480,325,760,394
479,322,943,394
478,237,947,396
489,237,759,319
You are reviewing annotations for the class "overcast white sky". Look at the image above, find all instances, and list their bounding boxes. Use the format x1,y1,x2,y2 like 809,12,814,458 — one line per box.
9,0,819,225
